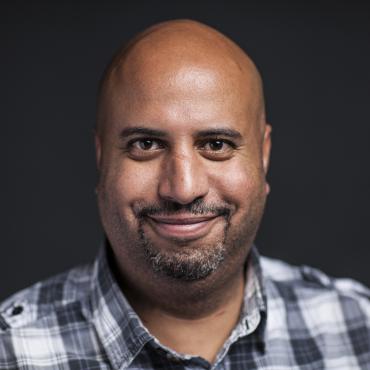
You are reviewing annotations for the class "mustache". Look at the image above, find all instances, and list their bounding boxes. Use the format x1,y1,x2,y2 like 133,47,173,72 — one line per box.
134,198,232,220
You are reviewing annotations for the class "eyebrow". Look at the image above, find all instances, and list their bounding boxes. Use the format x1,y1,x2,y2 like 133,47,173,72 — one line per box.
119,126,243,140
195,128,242,139
119,127,167,138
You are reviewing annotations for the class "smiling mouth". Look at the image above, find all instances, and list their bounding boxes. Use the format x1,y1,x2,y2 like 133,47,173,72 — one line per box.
145,214,221,241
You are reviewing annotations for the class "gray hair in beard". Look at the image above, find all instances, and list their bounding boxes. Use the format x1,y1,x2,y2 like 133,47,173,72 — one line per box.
135,199,232,281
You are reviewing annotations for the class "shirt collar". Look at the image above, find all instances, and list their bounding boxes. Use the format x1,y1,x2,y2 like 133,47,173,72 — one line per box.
213,246,267,367
88,244,153,369
243,246,267,349
87,241,267,369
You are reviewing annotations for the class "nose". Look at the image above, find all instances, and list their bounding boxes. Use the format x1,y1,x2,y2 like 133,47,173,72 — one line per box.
158,150,209,205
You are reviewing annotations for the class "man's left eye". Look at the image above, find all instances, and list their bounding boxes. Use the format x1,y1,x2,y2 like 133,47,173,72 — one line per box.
205,140,227,151
202,139,234,151
198,139,236,160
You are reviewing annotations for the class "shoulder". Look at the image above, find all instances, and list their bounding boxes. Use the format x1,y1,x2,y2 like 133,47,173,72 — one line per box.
260,255,370,366
0,263,106,367
261,255,370,297
260,254,370,325
0,263,93,331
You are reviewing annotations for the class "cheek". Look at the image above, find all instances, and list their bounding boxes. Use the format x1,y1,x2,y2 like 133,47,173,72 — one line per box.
98,159,161,240
211,160,264,212
105,160,160,209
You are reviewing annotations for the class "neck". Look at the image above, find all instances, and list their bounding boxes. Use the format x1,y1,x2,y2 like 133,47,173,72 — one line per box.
119,264,246,363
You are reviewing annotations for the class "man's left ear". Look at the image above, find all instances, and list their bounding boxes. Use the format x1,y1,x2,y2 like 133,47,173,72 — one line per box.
94,130,102,171
262,124,272,173
262,124,272,194
93,130,102,195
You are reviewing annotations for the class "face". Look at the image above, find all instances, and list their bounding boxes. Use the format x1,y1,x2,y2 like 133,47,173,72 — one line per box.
96,60,271,283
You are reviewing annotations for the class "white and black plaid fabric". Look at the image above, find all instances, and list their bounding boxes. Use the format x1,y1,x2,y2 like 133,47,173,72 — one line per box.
0,244,369,369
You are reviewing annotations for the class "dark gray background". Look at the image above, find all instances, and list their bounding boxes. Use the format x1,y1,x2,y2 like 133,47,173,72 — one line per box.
1,1,369,301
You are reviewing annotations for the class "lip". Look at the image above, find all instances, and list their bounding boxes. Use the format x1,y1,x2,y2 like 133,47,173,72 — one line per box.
145,214,221,241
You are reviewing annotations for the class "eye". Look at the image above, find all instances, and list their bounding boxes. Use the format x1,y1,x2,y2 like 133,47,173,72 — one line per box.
205,140,227,151
130,139,163,151
199,139,236,160
125,138,165,160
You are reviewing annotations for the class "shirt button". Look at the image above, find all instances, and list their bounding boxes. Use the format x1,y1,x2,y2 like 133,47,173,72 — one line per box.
11,306,23,316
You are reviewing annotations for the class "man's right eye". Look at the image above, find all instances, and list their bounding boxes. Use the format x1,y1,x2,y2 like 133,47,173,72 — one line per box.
125,138,165,159
132,139,159,150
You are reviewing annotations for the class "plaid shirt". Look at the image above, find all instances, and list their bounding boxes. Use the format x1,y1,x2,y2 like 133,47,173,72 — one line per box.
0,244,369,370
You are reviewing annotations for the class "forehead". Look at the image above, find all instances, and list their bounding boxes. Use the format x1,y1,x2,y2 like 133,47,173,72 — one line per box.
98,32,263,138
102,65,259,137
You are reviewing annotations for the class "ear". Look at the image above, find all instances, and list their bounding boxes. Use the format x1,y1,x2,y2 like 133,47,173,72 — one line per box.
262,124,272,194
94,130,102,171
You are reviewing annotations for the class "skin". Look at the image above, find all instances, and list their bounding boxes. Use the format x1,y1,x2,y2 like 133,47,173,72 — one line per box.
95,20,271,363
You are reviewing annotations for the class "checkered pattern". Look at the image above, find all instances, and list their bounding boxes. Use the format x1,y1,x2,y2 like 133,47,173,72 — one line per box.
0,243,369,369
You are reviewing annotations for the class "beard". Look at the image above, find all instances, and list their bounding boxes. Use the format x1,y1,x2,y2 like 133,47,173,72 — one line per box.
131,197,261,282
137,209,230,281
139,228,228,281
101,192,266,283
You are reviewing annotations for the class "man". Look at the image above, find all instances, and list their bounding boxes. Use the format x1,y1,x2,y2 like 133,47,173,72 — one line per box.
0,19,369,370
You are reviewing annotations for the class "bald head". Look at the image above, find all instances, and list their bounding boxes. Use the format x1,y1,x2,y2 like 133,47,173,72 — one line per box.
96,19,265,137
95,20,272,289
